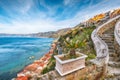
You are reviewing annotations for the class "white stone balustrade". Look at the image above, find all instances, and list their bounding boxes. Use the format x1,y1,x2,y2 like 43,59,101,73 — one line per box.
91,28,109,65
91,15,120,66
115,21,120,46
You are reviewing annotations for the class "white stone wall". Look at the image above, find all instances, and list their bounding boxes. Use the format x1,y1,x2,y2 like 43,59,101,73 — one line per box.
54,53,87,76
62,59,85,73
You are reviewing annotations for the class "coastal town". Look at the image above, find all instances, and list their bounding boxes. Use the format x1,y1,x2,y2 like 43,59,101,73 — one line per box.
14,43,57,80
11,8,120,80
1,0,120,80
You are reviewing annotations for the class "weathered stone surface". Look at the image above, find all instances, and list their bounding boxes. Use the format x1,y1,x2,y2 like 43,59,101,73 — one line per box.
92,15,120,79
108,61,120,67
49,71,60,80
37,64,104,80
30,75,37,80
54,53,87,76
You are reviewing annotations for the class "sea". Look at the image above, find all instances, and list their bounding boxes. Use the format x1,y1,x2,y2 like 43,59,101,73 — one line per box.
0,36,54,80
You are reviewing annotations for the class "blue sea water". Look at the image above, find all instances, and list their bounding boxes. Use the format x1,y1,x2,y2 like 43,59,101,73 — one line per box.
0,37,53,80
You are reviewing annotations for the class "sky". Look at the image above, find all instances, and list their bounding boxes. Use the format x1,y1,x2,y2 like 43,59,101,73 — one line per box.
0,0,120,34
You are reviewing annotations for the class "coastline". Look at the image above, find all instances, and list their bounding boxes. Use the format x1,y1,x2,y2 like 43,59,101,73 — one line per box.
14,42,57,80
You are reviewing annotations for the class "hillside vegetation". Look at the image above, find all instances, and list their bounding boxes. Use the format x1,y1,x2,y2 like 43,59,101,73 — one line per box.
41,25,96,74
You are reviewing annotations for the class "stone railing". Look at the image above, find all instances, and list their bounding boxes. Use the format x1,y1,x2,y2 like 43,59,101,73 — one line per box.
91,15,120,66
91,29,109,65
115,21,120,45
114,20,120,54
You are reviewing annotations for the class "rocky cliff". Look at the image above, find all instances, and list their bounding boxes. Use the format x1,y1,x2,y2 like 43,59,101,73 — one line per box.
0,28,71,38
31,28,71,38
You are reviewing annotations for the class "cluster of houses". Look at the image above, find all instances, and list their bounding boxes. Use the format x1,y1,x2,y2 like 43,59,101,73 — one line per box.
81,8,120,27
15,43,57,80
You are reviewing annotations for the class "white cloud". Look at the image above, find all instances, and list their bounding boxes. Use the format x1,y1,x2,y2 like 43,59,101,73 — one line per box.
63,0,80,6
74,0,120,21
0,16,81,34
20,1,33,14
64,0,71,5
0,0,120,34
38,0,59,16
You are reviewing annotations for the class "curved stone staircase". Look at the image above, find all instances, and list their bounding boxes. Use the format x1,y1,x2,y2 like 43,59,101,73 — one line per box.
91,15,120,79
101,27,120,77
28,15,120,80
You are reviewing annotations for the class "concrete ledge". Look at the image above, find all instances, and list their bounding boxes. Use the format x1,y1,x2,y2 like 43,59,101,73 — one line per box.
55,65,85,76
54,52,87,76
54,52,87,64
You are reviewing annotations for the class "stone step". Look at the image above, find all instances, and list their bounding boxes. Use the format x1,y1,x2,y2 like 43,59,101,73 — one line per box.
102,38,114,41
102,35,114,38
105,41,114,43
104,40,114,43
107,66,120,76
104,28,114,30
102,39,114,41
109,51,115,54
105,76,120,80
104,29,114,33
109,52,118,57
103,31,114,34
108,44,114,46
105,43,114,47
108,61,120,68
109,57,115,61
102,39,114,43
101,36,114,39
109,56,120,62
103,34,114,36
108,46,114,49
108,46,115,49
107,45,114,47
106,43,114,47
109,49,115,52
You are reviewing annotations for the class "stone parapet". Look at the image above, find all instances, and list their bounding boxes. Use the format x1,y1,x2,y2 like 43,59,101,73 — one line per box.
114,21,120,56
31,64,104,80
91,15,120,66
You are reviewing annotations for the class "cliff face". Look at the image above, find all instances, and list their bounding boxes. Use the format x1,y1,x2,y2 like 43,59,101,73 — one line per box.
32,28,71,38
31,31,56,38
0,28,71,38
30,64,104,80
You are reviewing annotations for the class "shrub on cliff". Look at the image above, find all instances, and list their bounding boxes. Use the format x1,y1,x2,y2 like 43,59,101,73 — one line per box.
59,26,96,60
41,56,56,74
